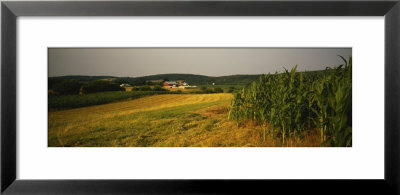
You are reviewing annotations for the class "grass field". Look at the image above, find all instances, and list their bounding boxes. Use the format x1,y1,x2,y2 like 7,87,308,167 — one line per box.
48,93,321,147
196,84,245,92
125,85,243,93
48,91,180,110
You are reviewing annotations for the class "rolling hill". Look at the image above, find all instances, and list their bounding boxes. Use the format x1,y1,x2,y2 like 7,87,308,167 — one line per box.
49,73,263,88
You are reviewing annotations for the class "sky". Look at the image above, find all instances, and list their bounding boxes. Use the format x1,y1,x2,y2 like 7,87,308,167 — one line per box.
48,48,352,77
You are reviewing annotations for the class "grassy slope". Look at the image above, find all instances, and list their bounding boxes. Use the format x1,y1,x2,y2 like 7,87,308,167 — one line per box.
48,94,320,147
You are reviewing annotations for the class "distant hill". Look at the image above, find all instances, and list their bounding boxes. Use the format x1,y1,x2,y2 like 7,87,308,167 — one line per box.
49,73,263,88
48,70,327,89
114,74,262,86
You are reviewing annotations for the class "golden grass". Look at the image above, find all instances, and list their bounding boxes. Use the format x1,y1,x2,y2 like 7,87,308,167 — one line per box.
162,86,200,92
124,86,199,92
124,86,134,92
49,93,321,147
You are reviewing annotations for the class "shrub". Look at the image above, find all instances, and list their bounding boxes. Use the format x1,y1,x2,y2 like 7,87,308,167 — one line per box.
214,87,223,93
153,85,167,91
138,85,152,91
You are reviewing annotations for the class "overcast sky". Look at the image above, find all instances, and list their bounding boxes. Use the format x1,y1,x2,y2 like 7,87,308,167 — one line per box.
48,48,351,77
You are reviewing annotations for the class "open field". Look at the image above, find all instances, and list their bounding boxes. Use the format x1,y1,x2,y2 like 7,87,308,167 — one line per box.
48,93,321,147
196,84,245,92
48,91,180,110
162,87,201,92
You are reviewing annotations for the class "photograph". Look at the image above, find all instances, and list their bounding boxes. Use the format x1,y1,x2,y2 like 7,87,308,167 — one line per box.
48,48,352,147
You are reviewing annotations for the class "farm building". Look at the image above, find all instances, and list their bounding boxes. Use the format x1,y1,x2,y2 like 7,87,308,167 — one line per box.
163,81,178,87
120,83,131,87
163,81,197,89
178,85,197,89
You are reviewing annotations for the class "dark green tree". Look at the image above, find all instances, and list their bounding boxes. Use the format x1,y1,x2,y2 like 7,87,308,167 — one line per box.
52,79,82,95
214,87,223,93
82,80,124,94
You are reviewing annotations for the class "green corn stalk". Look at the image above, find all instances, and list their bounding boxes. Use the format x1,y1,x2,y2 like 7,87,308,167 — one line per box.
227,56,352,146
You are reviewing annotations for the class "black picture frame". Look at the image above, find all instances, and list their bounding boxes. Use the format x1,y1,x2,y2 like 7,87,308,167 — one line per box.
1,0,399,194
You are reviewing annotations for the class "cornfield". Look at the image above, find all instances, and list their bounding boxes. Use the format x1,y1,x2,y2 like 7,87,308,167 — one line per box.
49,91,180,110
228,56,352,147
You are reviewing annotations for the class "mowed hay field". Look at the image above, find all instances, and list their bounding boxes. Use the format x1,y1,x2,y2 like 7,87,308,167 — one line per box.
49,93,320,147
